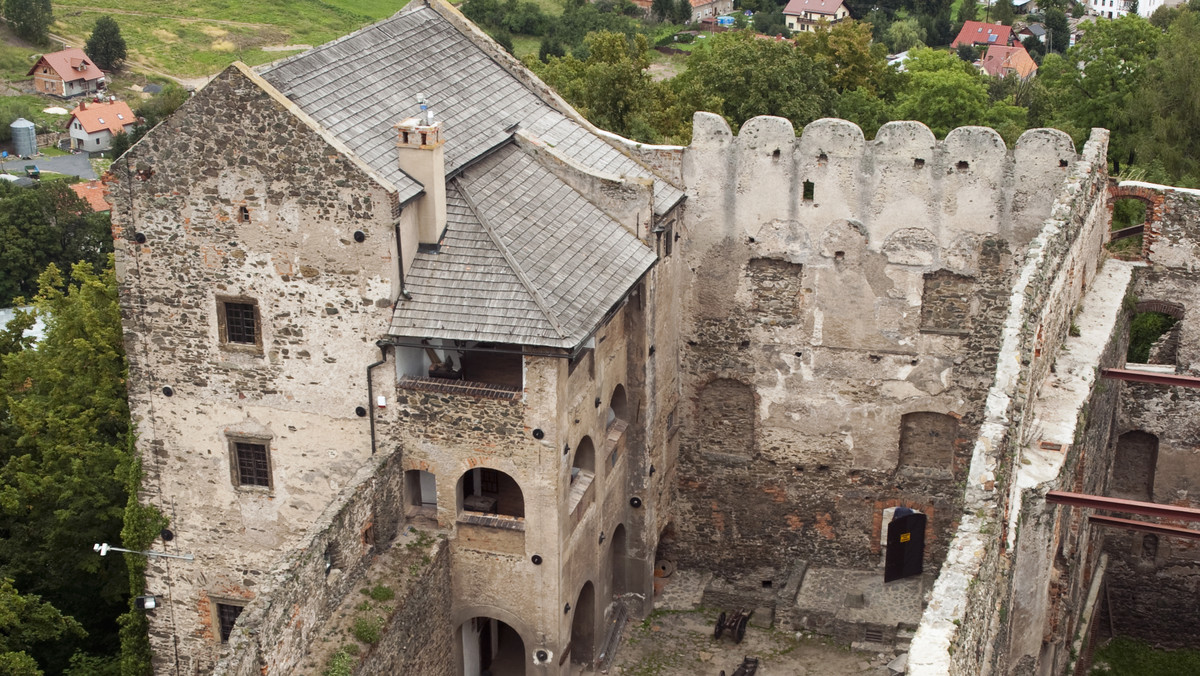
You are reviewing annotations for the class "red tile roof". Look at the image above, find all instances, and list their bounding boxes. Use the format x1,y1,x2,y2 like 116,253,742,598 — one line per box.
951,21,1013,48
782,0,846,16
70,180,111,212
27,48,105,83
67,100,136,135
980,44,1038,79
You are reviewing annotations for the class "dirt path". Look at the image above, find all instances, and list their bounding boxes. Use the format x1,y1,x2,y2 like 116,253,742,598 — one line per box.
57,6,272,29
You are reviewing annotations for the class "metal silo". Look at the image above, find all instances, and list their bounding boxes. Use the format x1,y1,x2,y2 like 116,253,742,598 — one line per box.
10,118,36,157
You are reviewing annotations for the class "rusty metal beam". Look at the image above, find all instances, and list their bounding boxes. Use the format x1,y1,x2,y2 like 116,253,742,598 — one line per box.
1046,491,1200,522
1089,514,1200,540
1109,224,1144,241
1100,368,1200,388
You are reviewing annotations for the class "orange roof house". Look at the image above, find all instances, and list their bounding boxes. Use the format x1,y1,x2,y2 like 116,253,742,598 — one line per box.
66,99,137,152
70,180,112,212
951,21,1014,48
980,44,1038,79
27,48,106,99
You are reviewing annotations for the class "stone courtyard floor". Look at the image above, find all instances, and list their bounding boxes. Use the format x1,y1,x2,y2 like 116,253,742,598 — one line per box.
606,570,905,676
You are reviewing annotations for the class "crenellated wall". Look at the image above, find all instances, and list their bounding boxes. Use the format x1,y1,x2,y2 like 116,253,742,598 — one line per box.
668,115,1082,577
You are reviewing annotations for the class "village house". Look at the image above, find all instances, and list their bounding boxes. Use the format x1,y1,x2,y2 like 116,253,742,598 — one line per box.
950,20,1014,48
980,43,1038,79
66,99,136,151
27,48,106,98
70,179,111,212
111,1,1200,675
688,0,734,22
782,0,850,32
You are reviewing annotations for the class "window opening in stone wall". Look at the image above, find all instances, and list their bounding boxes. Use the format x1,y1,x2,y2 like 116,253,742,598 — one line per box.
1107,197,1148,259
913,158,925,169
216,602,244,643
569,581,596,667
217,298,261,349
572,437,596,485
238,206,250,223
1111,430,1158,502
695,379,754,456
956,161,969,172
608,384,628,429
747,258,803,326
323,541,341,577
919,270,975,335
231,441,270,488
1127,309,1181,365
395,341,523,400
610,523,628,597
458,617,524,676
898,412,958,474
803,180,815,202
460,467,524,519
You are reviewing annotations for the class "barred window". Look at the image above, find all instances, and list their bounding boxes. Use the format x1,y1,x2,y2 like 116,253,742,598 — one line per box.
216,603,243,642
233,442,270,488
224,303,257,344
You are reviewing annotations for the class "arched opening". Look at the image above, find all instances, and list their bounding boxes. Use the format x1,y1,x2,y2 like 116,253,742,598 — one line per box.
898,412,958,470
404,469,437,521
459,468,525,519
571,436,595,485
695,379,754,456
1112,431,1158,502
607,384,628,428
610,524,628,598
458,617,525,676
569,581,596,667
1127,302,1183,365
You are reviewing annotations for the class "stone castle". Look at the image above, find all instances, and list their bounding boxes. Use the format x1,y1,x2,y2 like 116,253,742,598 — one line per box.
111,1,1200,674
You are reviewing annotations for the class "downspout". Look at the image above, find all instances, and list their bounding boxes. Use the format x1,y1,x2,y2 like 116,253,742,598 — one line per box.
395,217,413,301
367,341,390,456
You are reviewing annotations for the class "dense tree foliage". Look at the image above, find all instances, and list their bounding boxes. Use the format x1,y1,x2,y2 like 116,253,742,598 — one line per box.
1,0,52,45
85,16,127,71
0,578,85,675
0,182,112,307
0,260,132,674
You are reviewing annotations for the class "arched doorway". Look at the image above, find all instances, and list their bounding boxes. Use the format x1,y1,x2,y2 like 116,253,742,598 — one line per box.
569,581,596,667
458,617,525,676
610,524,627,598
607,384,628,427
458,467,525,518
572,436,595,485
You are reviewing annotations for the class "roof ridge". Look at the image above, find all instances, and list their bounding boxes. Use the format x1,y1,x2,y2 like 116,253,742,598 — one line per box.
453,176,567,340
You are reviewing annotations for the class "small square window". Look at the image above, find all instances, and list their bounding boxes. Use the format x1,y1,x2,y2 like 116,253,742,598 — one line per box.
217,297,261,351
216,602,243,642
232,441,271,488
238,206,250,222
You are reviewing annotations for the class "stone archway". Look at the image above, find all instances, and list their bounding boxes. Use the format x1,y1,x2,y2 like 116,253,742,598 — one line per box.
569,581,596,667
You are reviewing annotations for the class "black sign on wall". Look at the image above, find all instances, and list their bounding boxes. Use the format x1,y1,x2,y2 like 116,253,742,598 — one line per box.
884,512,927,583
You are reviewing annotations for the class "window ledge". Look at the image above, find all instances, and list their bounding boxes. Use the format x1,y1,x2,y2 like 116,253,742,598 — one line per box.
399,375,521,401
458,512,525,531
567,470,596,514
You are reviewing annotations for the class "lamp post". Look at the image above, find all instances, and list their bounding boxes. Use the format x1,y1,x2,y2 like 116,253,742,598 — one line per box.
93,542,194,561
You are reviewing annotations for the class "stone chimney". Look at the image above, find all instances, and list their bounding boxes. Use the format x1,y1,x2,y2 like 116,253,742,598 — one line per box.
395,98,446,245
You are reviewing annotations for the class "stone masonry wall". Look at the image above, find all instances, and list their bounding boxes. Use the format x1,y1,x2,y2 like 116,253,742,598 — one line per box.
212,454,407,676
908,128,1111,675
112,62,399,673
670,116,1076,577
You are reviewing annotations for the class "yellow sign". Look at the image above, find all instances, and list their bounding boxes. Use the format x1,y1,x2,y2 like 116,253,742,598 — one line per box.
900,533,911,543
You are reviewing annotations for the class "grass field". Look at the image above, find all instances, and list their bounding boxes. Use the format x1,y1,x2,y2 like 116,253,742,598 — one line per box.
49,0,412,78
0,43,40,82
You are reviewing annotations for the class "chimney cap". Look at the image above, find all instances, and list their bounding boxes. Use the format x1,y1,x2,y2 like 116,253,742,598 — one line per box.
396,116,441,131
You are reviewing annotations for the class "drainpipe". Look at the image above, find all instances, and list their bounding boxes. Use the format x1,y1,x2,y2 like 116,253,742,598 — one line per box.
394,220,413,301
367,342,390,456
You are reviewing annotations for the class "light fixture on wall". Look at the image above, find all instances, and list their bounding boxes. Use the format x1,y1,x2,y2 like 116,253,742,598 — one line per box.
134,595,159,610
93,543,194,561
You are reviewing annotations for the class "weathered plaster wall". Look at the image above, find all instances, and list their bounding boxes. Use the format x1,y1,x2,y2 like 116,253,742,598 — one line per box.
908,127,1111,676
112,63,399,673
670,115,1078,576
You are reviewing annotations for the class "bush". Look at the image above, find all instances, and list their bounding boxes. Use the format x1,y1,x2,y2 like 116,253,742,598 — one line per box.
323,649,355,676
367,584,394,601
352,616,383,644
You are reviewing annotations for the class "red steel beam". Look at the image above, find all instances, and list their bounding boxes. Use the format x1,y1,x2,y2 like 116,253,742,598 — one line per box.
1046,491,1200,522
1109,224,1144,242
1089,514,1200,541
1100,368,1200,388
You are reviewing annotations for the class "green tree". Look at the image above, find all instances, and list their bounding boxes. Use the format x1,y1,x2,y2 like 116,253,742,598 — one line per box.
672,31,833,132
1037,14,1160,171
957,0,979,23
0,261,132,672
956,43,978,61
1044,7,1070,52
0,182,113,307
1134,10,1200,184
797,20,894,95
85,16,127,71
994,0,1016,24
751,10,791,36
651,0,674,20
672,0,693,24
0,578,85,675
134,83,190,128
1,0,52,45
891,47,990,136
534,32,672,141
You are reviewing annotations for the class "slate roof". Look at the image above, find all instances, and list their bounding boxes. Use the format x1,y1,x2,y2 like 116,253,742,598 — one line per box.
261,4,683,215
388,142,657,348
28,48,104,83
